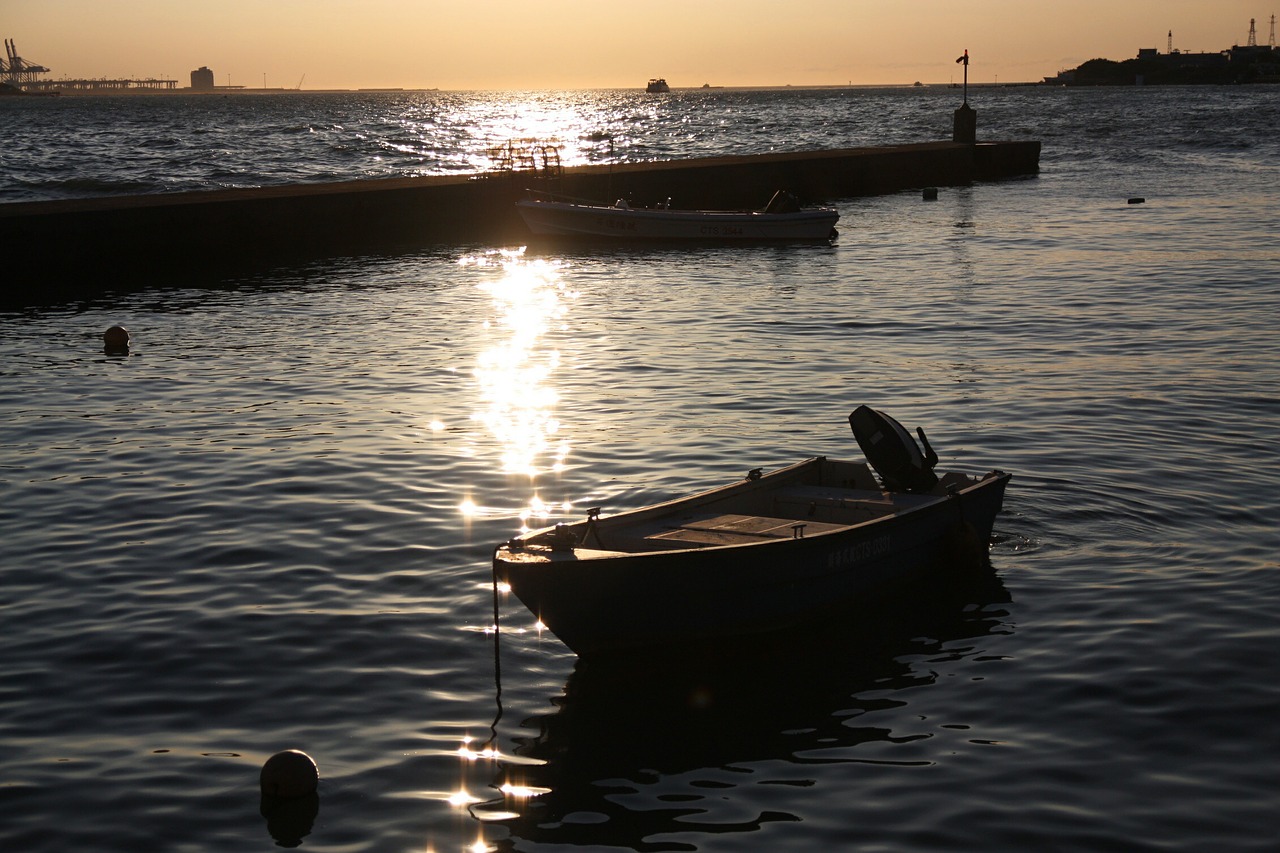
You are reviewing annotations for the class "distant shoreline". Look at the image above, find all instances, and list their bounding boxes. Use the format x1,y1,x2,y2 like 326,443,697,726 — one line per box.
16,78,1274,97
16,87,430,97
15,82,1049,97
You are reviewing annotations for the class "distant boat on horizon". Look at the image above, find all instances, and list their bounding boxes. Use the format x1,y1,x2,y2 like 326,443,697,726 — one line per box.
646,78,670,93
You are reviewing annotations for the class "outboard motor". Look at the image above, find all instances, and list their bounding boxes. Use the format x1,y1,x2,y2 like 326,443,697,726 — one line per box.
763,190,801,214
849,405,940,493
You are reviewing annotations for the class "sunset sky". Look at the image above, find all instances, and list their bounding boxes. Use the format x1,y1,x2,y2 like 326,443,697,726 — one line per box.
6,1,1271,90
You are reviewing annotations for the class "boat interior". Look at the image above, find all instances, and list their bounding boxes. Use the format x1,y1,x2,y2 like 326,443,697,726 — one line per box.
572,458,981,554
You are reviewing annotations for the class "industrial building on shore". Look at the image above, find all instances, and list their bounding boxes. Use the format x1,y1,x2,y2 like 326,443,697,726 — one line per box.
0,38,255,94
1046,17,1279,85
2,37,178,93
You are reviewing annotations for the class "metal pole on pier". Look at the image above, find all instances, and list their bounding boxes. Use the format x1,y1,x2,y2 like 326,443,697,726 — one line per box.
952,50,976,144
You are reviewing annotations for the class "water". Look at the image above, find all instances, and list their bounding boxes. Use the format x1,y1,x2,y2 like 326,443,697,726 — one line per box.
3,87,1060,202
2,86,1279,852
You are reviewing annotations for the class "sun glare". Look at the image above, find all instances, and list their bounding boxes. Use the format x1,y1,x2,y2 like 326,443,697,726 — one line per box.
462,95,610,170
466,248,578,518
447,788,481,807
457,736,501,762
499,782,551,798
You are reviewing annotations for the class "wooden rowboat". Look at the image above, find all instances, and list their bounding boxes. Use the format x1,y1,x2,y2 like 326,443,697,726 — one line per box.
492,407,1010,657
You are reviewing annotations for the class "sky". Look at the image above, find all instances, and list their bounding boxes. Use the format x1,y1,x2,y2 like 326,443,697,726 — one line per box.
5,1,1273,90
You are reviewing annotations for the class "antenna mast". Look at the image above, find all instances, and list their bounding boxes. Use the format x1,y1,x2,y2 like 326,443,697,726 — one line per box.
1247,18,1257,48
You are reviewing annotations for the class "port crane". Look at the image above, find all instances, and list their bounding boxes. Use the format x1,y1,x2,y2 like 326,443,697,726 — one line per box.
1,38,51,86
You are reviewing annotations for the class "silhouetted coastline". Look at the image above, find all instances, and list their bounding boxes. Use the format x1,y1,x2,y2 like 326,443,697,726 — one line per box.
1046,38,1279,85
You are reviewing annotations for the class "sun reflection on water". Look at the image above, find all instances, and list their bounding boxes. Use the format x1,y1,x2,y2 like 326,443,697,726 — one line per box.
462,248,577,524
452,249,572,846
430,92,620,172
457,736,501,762
454,733,550,845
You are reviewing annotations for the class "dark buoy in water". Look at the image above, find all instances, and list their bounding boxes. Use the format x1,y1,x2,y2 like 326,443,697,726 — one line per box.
1128,197,1146,205
923,187,939,201
260,750,319,847
103,325,130,354
260,749,318,799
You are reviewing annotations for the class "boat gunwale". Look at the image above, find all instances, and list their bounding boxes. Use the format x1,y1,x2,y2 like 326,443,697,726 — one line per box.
497,459,1009,565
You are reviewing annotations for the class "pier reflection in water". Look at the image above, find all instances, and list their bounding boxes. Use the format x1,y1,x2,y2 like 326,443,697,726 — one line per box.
476,570,1013,850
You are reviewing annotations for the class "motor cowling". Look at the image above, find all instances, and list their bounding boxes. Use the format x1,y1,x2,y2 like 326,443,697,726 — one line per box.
849,405,939,493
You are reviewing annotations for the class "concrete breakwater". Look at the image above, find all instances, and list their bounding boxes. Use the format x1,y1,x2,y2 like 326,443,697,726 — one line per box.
1,139,1038,302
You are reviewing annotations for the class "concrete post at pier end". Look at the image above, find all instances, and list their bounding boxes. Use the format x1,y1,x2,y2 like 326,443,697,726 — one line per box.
953,103,977,144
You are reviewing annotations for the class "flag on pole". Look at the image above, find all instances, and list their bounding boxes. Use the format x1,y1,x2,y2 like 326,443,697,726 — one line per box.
956,50,969,65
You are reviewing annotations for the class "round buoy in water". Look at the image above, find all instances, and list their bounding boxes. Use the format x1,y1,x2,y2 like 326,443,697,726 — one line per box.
103,325,130,353
923,187,939,201
260,749,319,799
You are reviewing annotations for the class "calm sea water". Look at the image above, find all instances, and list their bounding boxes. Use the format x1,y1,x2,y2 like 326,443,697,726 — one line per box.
2,86,1279,852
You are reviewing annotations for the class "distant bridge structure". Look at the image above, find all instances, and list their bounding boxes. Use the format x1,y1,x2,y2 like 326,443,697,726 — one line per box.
25,77,179,93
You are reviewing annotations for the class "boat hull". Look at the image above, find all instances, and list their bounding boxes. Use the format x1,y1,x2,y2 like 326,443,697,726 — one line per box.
494,459,1009,657
515,198,839,241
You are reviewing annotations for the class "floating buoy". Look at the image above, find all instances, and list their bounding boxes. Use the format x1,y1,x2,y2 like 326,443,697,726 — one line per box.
103,325,130,353
1127,197,1145,205
923,187,939,201
260,749,319,799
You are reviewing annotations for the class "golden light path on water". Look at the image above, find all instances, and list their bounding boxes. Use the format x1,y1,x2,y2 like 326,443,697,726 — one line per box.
458,247,578,530
449,733,554,850
421,92,623,174
448,248,570,847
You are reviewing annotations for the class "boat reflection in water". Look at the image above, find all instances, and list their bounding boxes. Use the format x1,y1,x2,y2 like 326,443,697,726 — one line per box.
476,570,1014,849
